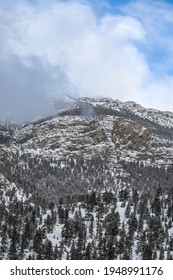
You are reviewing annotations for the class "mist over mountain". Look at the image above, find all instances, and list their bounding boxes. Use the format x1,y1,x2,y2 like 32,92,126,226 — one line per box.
0,55,78,123
2,0,173,124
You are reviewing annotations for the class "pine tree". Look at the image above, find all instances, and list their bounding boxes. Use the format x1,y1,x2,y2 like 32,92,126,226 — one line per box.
142,244,152,260
33,228,44,259
85,242,92,260
159,246,164,260
44,240,54,260
53,244,59,260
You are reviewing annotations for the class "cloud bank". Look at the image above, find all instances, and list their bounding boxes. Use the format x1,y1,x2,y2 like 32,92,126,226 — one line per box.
1,0,173,122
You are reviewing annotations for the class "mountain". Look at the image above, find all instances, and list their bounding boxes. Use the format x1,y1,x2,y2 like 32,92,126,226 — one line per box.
3,97,173,164
0,97,173,260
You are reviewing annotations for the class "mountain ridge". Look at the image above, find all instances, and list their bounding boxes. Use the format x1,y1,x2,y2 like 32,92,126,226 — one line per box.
1,96,173,167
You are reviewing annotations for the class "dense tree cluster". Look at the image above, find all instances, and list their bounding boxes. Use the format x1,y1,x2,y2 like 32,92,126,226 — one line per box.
0,154,173,259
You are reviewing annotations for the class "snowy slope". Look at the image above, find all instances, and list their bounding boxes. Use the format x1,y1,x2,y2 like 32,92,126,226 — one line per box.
1,97,173,260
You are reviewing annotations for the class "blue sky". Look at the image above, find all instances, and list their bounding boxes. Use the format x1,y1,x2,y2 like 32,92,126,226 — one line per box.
1,0,173,121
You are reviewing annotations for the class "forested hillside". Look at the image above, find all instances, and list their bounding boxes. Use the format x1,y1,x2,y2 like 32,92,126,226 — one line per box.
0,154,173,260
1,97,173,260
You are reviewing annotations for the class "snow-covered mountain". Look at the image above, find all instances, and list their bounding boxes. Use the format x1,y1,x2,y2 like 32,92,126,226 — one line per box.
2,96,173,167
0,97,173,260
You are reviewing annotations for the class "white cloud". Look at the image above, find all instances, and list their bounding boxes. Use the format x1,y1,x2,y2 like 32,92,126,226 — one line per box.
1,0,173,121
122,0,173,67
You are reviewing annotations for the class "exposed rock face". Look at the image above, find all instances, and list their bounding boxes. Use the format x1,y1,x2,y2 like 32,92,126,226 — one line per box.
113,117,150,151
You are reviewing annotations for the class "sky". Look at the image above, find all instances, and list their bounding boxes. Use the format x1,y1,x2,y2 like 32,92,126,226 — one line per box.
1,0,173,122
